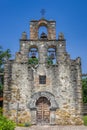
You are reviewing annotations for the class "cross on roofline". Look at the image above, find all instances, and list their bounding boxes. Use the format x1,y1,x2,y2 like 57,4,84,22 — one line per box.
40,9,46,18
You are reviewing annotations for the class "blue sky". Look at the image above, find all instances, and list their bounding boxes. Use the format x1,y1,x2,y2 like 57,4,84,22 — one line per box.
0,0,87,73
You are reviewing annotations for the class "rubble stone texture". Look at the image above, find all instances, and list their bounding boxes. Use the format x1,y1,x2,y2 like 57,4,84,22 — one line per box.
3,18,83,125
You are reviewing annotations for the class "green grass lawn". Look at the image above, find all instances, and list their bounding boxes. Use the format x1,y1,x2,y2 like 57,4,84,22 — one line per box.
83,116,87,126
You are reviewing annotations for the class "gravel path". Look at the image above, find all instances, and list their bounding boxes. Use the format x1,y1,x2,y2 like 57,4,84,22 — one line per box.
15,125,87,130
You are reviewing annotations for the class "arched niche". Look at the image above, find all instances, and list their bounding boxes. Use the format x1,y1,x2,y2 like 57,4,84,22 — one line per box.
38,26,48,39
29,91,58,110
28,45,39,65
28,91,58,125
47,46,57,65
38,20,48,39
30,19,56,40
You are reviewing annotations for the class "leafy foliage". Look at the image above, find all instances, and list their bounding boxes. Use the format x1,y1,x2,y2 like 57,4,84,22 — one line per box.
0,108,16,130
82,77,87,103
17,122,32,127
0,116,16,130
0,46,11,98
83,116,87,126
28,58,38,65
24,122,32,127
47,57,53,65
0,83,3,91
0,46,11,72
0,107,3,115
0,83,3,97
17,123,24,127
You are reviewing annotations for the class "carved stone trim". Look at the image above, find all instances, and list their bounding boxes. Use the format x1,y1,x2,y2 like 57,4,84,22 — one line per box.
29,91,58,110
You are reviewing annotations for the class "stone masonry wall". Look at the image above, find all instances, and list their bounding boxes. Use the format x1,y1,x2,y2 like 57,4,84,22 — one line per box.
3,33,83,124
30,19,56,40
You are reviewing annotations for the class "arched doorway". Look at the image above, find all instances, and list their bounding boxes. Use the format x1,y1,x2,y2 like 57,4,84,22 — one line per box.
29,91,58,125
36,97,51,125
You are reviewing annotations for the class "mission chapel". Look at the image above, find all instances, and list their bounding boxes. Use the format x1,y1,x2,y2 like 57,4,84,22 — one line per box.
3,17,83,125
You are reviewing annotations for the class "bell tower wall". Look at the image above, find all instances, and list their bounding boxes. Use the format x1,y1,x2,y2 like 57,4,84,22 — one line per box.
30,19,56,40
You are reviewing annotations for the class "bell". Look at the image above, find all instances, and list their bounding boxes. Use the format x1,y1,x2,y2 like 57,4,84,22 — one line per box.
40,32,47,39
50,53,55,59
31,52,36,58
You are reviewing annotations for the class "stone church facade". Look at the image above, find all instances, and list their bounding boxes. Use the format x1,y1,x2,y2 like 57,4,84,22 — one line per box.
3,18,83,125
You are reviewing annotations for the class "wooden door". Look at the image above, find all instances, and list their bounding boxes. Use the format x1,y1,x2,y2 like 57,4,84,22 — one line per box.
36,97,50,125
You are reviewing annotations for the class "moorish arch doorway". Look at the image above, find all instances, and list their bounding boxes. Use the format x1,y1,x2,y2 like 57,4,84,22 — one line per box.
29,91,58,125
36,97,51,125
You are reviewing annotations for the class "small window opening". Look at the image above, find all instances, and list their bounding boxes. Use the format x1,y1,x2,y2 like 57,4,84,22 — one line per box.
39,75,46,84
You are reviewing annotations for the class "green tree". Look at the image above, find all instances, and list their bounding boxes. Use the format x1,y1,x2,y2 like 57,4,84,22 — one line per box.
0,46,11,72
82,77,87,103
0,46,11,97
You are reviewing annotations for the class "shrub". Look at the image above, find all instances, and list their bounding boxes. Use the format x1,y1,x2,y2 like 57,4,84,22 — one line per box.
17,123,24,127
17,122,31,127
24,122,32,127
28,58,38,65
0,115,16,130
0,83,3,91
0,83,3,97
82,77,87,103
0,107,3,115
83,116,87,126
47,57,53,65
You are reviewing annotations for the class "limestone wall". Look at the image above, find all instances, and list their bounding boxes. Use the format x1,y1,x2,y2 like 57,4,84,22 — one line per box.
30,19,56,40
3,38,83,125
